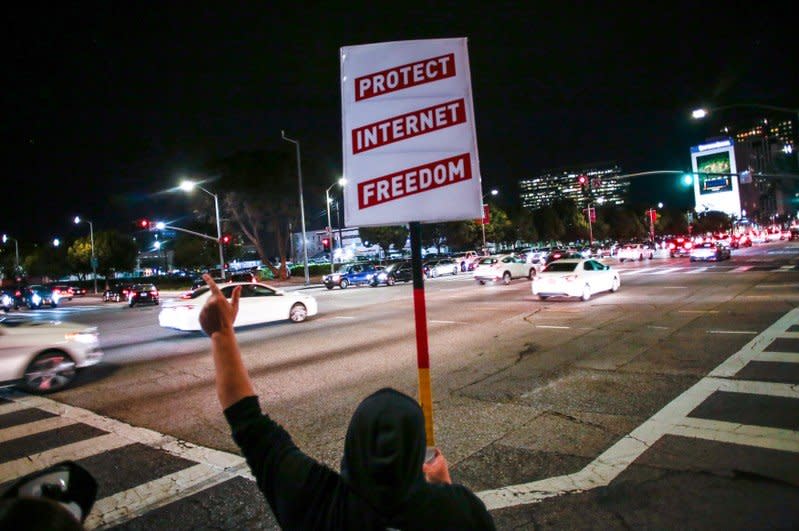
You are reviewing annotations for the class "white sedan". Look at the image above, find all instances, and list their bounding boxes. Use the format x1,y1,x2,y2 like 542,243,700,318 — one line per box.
159,282,318,332
473,254,538,285
532,259,620,301
0,317,103,393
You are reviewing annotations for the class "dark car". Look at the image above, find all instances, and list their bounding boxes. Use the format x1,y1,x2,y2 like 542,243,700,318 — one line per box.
322,263,378,289
127,284,160,307
1,286,24,312
22,285,58,309
370,261,415,286
103,284,134,302
70,285,88,296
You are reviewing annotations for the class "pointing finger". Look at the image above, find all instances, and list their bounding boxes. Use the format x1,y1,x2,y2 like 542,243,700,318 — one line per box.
230,285,242,318
204,273,222,296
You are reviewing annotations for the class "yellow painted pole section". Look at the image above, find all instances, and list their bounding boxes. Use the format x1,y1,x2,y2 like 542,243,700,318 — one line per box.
418,367,435,447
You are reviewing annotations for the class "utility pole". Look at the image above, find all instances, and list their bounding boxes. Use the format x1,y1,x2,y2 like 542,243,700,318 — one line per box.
646,208,657,243
583,204,595,245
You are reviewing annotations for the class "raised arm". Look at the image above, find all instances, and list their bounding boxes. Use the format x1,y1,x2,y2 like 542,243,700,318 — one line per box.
199,274,255,408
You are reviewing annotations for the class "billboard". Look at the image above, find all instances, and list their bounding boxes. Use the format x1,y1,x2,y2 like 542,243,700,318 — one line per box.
690,139,741,217
341,38,483,227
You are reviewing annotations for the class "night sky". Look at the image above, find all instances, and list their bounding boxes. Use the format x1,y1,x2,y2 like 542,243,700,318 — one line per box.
3,2,797,243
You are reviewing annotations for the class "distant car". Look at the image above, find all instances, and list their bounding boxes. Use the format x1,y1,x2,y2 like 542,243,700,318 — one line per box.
21,285,58,309
617,243,653,262
473,254,537,285
103,284,133,302
690,242,731,262
370,261,415,286
532,259,620,301
159,282,317,331
50,285,74,302
1,289,17,312
127,284,160,307
229,271,258,283
425,259,459,278
667,237,693,258
323,263,379,289
70,286,88,297
0,316,103,393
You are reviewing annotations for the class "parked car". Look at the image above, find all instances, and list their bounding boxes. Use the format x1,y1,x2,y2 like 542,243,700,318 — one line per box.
690,242,731,262
0,316,103,393
159,282,317,331
323,263,379,289
532,259,620,301
370,261,415,286
452,251,483,272
473,254,538,285
103,284,133,302
127,284,160,307
21,285,58,309
425,258,459,278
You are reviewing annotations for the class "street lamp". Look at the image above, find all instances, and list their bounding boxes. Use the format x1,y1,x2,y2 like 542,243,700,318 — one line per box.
480,189,499,252
73,216,98,294
1,234,19,273
53,238,60,247
325,177,347,273
658,202,664,209
281,130,310,285
180,179,225,279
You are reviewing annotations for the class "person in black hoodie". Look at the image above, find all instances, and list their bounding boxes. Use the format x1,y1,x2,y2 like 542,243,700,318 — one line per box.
199,274,495,530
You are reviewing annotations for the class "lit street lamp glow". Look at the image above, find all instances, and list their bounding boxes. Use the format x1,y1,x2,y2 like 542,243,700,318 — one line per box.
2,234,20,272
658,202,664,209
691,108,708,119
73,216,98,294
155,221,166,230
179,179,225,277
682,174,694,186
325,177,347,273
53,238,60,247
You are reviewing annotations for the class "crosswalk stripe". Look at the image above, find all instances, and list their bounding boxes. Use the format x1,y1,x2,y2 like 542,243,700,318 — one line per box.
0,416,77,443
686,267,709,274
0,401,35,417
86,463,234,529
0,433,130,483
650,267,684,275
669,417,799,453
731,266,753,272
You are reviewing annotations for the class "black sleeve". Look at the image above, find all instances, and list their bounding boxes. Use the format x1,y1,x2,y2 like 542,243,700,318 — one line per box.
224,396,340,528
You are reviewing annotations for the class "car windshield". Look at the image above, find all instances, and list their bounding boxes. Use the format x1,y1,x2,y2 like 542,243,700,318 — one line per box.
478,258,497,265
545,262,579,272
189,286,211,299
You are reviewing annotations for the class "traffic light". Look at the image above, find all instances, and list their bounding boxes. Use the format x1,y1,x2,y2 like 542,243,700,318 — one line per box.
138,219,150,229
220,234,232,244
578,175,587,187
322,238,331,251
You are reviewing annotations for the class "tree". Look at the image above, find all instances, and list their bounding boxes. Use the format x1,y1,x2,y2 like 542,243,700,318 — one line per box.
484,206,514,248
693,210,731,234
208,150,298,280
535,205,566,242
515,208,539,244
23,244,70,279
68,231,137,279
172,235,220,270
358,226,408,259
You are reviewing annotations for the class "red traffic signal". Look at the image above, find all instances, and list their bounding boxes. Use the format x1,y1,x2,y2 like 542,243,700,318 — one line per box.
322,238,331,251
139,219,150,229
220,235,232,244
577,175,588,186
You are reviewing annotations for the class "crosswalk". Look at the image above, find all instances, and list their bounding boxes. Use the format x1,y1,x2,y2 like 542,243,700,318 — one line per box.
0,392,278,529
5,305,107,318
477,307,799,510
618,263,797,276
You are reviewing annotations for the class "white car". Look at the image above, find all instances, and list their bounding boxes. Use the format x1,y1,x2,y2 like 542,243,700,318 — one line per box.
426,258,459,278
473,254,538,285
0,317,103,393
159,282,318,332
617,244,653,262
532,258,620,301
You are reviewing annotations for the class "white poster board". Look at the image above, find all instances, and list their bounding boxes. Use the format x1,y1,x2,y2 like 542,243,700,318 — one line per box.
690,139,742,217
341,38,483,227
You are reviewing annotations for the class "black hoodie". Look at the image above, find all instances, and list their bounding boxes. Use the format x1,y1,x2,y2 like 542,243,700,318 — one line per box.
225,388,495,530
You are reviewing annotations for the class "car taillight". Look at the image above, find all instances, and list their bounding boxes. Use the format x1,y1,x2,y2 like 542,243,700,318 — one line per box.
180,293,192,299
15,291,21,297
151,289,158,295
669,243,676,249
684,242,693,249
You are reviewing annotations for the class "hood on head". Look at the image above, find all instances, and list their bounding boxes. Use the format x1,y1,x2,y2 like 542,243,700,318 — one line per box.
340,388,426,513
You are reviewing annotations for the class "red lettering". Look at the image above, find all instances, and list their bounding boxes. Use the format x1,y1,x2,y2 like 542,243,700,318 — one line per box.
354,53,456,101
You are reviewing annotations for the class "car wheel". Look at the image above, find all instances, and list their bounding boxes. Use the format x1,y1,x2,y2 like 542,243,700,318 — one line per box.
477,280,486,285
502,272,512,285
528,268,536,280
340,279,349,289
611,276,620,292
453,267,458,275
387,276,396,286
581,284,591,302
289,303,308,322
325,285,334,290
538,295,548,300
129,300,136,307
619,258,625,263
690,257,695,262
638,254,643,261
23,350,76,393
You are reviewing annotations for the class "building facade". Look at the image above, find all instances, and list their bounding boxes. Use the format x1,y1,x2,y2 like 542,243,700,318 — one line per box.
519,163,629,210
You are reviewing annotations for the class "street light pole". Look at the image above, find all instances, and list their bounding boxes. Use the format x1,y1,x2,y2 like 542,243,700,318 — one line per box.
325,189,334,274
180,180,225,278
2,235,19,273
73,217,97,294
282,131,310,286
481,189,499,253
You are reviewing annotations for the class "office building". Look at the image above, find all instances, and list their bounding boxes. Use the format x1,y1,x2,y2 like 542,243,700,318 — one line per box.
519,163,629,210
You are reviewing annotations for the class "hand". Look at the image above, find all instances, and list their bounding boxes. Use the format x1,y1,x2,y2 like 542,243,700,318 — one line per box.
422,448,452,485
199,274,241,337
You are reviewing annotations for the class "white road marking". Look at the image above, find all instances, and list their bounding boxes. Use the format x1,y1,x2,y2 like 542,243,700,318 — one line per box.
778,265,795,271
477,306,799,510
678,310,719,314
619,269,648,275
430,320,467,325
731,266,753,272
707,330,758,335
647,325,670,330
86,463,234,529
535,325,570,329
686,267,709,274
755,283,799,289
0,401,34,416
502,312,531,323
0,433,130,484
650,267,684,275
0,416,77,443
662,286,687,289
669,417,799,453
332,315,356,319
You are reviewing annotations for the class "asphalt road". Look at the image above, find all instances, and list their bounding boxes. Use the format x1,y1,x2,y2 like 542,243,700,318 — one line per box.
2,241,798,529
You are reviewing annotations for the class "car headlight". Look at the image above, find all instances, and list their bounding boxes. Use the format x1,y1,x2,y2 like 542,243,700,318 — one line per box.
66,329,99,344
378,272,387,280
32,293,42,304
